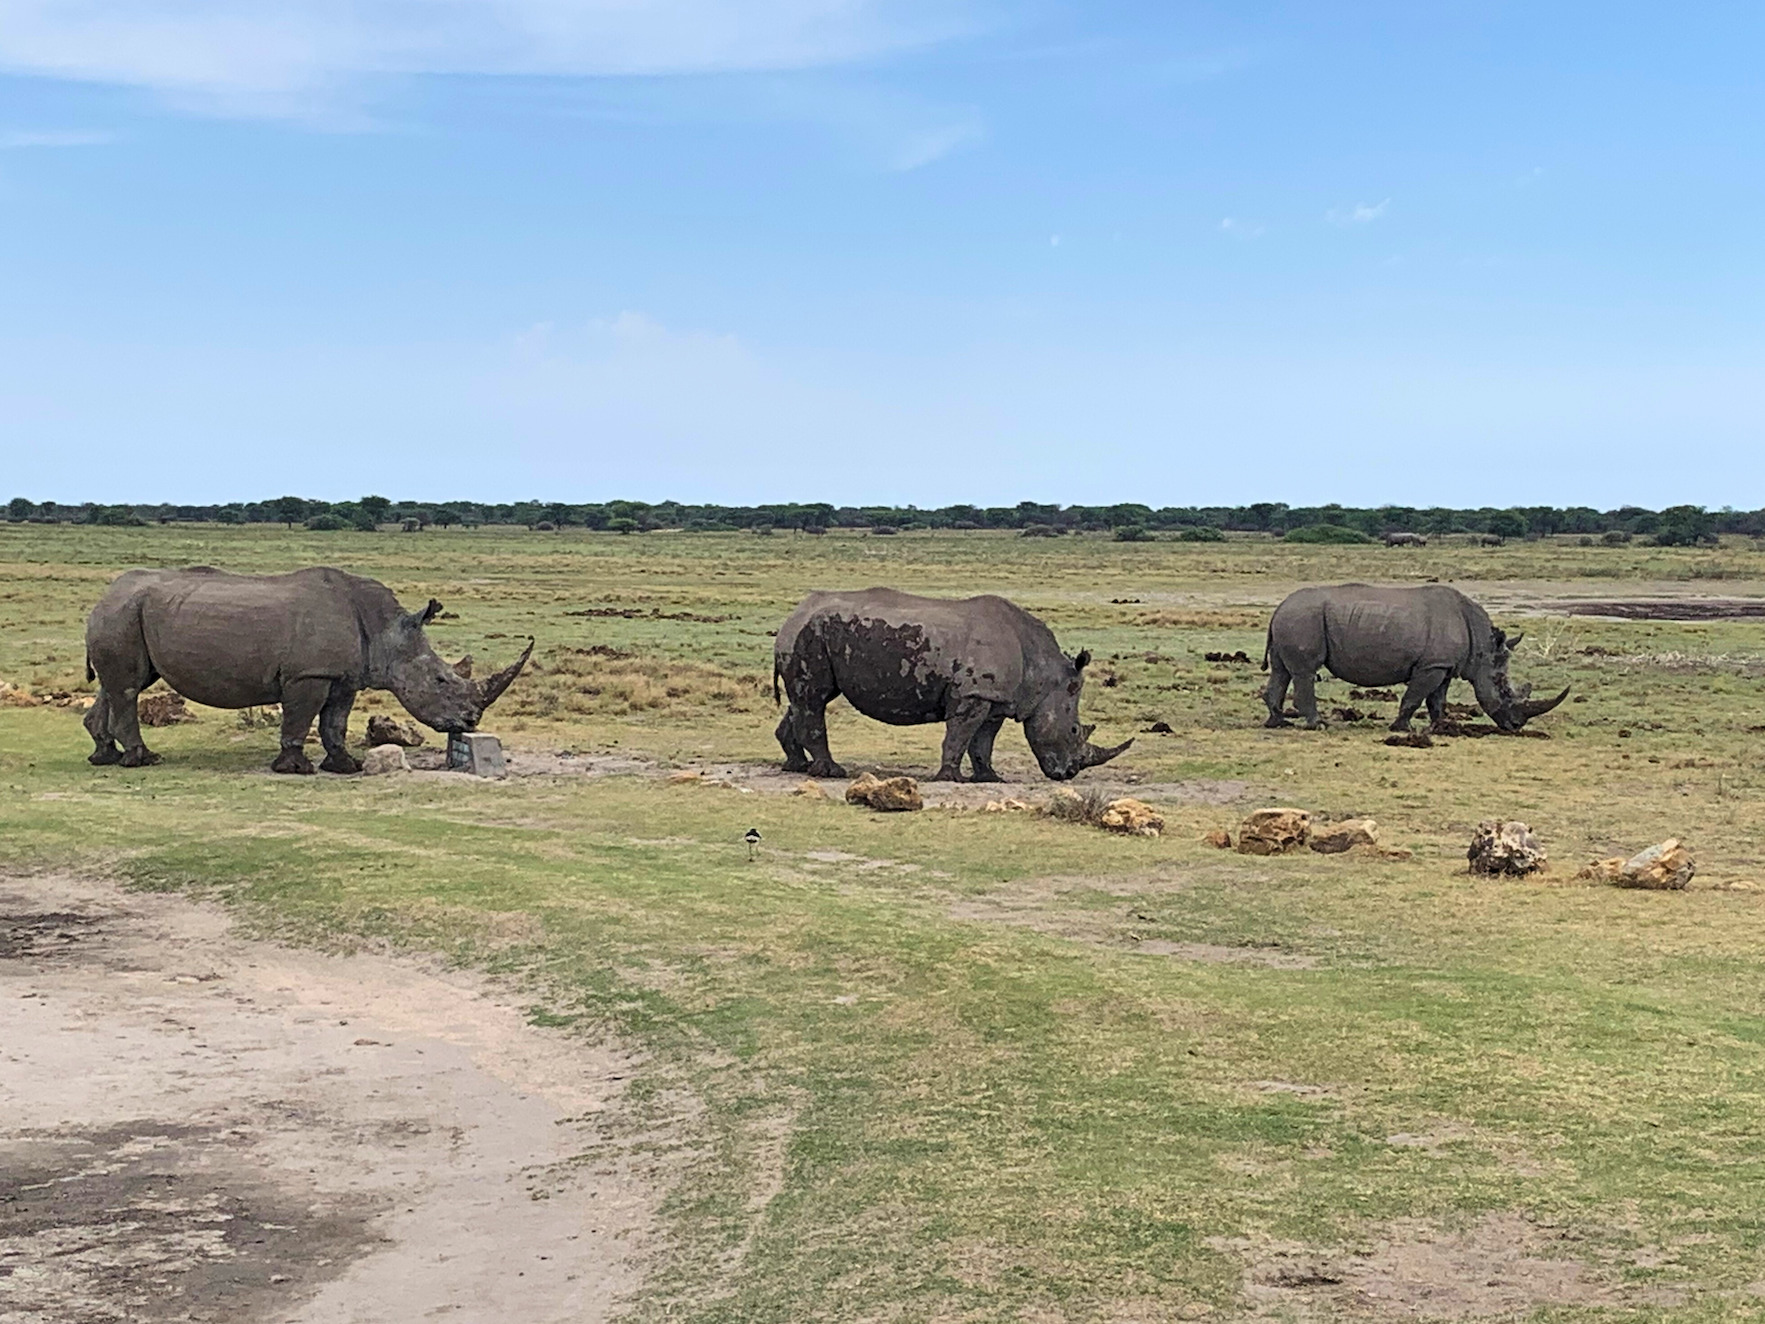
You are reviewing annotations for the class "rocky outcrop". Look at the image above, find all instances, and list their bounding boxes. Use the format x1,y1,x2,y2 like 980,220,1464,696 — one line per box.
366,714,426,747
361,744,409,775
1468,821,1546,876
1099,798,1164,837
846,772,923,812
1612,839,1694,890
1236,808,1312,855
1309,818,1379,855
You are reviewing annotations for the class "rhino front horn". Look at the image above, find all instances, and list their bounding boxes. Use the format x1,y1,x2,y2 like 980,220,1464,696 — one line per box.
1514,686,1570,723
478,637,534,709
1083,737,1133,769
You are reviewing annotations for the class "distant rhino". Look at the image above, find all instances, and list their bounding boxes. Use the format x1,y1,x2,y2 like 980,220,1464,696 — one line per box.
1383,531,1428,547
773,588,1131,781
1262,583,1567,732
83,567,532,773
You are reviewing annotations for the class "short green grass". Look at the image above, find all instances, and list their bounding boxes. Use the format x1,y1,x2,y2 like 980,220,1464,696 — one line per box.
4,523,1765,1320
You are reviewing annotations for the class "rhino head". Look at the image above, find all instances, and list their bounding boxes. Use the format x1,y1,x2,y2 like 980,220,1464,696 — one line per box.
1474,629,1569,731
1022,649,1133,780
368,599,534,734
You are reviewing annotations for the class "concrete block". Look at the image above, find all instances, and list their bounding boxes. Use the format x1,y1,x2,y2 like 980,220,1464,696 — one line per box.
447,732,506,778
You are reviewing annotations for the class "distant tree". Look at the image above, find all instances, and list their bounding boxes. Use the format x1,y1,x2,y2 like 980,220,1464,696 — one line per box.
359,495,392,524
272,496,308,528
1283,524,1369,544
305,513,348,531
432,505,463,528
7,497,33,521
606,517,639,534
1485,510,1528,540
214,505,244,524
1653,505,1717,546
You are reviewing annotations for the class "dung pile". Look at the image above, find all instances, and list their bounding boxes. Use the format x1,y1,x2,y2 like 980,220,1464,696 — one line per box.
1469,821,1547,876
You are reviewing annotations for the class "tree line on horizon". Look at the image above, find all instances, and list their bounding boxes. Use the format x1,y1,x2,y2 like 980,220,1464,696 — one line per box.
3,495,1748,546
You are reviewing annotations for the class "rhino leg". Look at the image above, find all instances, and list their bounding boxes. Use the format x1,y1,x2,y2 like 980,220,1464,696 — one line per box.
318,684,363,775
84,689,122,765
1291,670,1322,729
935,697,994,781
775,709,810,773
1391,667,1449,732
799,705,845,779
966,714,1006,783
1263,656,1293,727
1425,678,1451,732
110,685,160,767
272,678,327,774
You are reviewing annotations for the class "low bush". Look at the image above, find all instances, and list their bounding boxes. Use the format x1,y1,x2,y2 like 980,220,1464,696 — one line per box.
1177,526,1225,542
1283,524,1370,544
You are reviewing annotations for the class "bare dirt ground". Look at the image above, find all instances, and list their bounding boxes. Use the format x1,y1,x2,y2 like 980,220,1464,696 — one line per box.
406,746,1253,811
0,875,662,1324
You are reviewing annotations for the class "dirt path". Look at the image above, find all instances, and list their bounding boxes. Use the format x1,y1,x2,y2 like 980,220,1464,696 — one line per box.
0,875,662,1324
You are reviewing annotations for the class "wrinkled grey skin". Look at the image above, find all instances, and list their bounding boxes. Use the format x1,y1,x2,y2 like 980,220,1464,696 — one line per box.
1262,583,1568,733
1383,532,1428,547
83,567,532,774
773,588,1132,781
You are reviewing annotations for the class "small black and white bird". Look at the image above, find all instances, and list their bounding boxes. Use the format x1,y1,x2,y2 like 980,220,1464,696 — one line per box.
744,827,762,861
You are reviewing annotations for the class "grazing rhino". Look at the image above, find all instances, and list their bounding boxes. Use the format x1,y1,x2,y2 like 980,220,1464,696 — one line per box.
773,588,1132,781
1262,583,1567,732
1383,531,1428,547
83,567,532,773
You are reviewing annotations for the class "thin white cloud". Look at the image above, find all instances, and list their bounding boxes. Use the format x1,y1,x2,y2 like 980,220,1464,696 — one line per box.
1327,198,1390,225
0,1,985,118
1219,216,1264,238
888,116,982,171
0,128,114,147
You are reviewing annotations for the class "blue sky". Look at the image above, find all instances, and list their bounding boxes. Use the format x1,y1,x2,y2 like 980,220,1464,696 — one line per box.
2,2,1761,507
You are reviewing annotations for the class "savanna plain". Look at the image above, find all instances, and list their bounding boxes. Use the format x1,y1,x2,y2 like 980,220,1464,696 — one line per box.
4,523,1765,1322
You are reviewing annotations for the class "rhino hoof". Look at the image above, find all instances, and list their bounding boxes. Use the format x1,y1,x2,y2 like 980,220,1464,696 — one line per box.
807,760,846,779
321,752,364,775
119,748,160,768
1264,715,1291,728
89,745,123,766
272,750,316,775
932,766,963,782
969,770,1004,784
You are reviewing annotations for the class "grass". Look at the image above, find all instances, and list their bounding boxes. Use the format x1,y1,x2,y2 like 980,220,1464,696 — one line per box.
5,522,1765,1319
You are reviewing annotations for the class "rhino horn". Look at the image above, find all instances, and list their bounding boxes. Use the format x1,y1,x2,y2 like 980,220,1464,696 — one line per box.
1514,686,1570,722
478,638,534,709
452,654,474,680
1082,737,1133,769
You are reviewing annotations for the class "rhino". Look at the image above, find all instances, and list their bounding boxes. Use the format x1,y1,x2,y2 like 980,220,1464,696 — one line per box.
1383,531,1428,547
773,588,1132,781
1262,583,1567,732
83,566,532,773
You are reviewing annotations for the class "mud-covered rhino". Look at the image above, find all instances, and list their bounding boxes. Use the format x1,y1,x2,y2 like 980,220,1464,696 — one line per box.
1262,583,1567,732
773,588,1131,781
84,566,532,773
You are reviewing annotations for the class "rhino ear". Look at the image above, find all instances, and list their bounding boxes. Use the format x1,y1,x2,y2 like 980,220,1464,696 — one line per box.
1073,649,1091,671
1491,627,1507,648
420,598,443,624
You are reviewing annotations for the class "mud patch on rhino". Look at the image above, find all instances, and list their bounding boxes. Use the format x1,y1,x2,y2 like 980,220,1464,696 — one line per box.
1213,1212,1651,1319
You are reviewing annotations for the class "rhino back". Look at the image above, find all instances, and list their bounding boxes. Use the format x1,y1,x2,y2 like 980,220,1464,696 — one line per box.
778,589,1037,721
130,567,383,708
1273,584,1475,686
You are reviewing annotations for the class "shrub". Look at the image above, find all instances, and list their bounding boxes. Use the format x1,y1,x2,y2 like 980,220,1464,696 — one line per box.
870,526,898,536
304,513,348,531
1177,525,1225,542
606,517,639,534
1283,524,1370,544
1021,524,1063,538
1113,525,1152,542
1602,529,1632,545
1044,787,1113,827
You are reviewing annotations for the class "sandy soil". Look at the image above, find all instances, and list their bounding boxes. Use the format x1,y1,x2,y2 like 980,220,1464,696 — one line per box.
0,875,661,1324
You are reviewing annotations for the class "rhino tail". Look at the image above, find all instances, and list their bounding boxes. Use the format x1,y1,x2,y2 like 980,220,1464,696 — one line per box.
86,653,95,683
772,656,782,706
1260,628,1271,672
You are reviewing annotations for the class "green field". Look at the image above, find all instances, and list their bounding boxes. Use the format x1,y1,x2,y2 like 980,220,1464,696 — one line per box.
4,522,1765,1320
